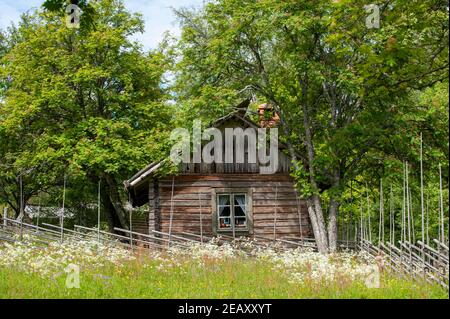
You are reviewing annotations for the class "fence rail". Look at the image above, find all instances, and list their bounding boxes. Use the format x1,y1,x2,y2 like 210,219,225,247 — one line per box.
358,238,449,289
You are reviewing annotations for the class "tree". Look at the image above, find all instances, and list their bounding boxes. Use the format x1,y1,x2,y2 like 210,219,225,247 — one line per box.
42,0,97,31
0,0,172,231
173,0,448,252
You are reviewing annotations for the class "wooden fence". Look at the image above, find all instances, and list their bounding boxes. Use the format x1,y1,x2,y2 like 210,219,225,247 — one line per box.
359,238,449,289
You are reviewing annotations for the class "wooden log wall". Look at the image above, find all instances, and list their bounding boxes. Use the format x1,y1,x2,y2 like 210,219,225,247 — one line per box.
140,174,312,239
130,213,149,235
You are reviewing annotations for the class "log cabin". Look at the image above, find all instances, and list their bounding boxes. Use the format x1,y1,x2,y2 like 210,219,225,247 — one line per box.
124,100,312,240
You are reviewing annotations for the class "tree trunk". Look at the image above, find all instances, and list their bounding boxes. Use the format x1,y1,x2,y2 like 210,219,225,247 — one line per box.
103,174,129,231
312,194,329,250
271,100,328,253
305,197,329,253
13,206,20,219
301,102,329,253
101,188,122,233
328,167,342,252
328,198,340,252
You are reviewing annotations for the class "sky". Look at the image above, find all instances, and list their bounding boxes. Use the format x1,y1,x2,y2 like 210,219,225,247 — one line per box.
0,0,205,50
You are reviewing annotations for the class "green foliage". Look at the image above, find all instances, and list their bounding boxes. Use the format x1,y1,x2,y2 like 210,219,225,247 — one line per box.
0,0,172,223
0,0,448,242
42,0,97,31
173,0,449,242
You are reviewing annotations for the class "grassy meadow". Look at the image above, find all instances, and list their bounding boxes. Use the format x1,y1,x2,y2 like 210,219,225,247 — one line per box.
0,259,447,299
0,237,447,299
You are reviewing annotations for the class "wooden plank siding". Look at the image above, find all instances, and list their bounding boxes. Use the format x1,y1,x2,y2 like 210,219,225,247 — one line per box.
126,110,313,240
129,213,149,235
135,174,312,239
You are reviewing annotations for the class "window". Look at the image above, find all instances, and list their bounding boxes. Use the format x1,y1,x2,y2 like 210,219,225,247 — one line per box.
217,194,247,230
212,188,253,235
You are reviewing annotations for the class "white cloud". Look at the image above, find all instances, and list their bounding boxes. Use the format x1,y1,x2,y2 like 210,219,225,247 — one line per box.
0,0,204,50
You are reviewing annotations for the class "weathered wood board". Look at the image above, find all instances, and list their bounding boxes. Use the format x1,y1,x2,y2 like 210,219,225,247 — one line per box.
132,173,312,239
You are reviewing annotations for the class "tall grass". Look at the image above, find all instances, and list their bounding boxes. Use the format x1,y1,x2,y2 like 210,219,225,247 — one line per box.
0,256,447,299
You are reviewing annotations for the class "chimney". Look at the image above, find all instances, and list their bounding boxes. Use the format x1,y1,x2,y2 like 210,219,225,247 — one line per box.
257,104,279,128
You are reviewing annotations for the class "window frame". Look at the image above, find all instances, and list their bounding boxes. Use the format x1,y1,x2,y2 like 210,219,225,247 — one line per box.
217,193,247,230
211,188,253,235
